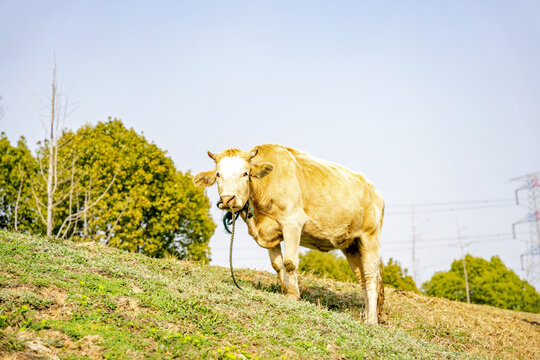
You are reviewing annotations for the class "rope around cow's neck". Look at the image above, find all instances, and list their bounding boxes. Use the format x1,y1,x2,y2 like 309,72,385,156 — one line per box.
224,178,257,290
228,208,242,290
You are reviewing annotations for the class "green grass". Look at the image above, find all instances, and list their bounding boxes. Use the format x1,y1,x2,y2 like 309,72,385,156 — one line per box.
0,229,482,359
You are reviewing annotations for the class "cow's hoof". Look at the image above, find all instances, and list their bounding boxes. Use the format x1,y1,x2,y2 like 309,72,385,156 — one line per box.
365,316,378,324
285,292,300,300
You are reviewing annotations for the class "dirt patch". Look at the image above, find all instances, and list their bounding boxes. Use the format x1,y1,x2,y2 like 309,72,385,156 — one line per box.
13,330,60,360
40,329,71,348
15,330,104,360
74,241,117,255
1,285,38,299
0,270,15,278
37,286,67,305
130,284,144,294
74,335,104,359
37,286,72,321
116,296,140,317
74,242,98,248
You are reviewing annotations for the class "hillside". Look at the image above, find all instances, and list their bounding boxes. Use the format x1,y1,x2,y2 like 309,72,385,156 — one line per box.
0,230,538,360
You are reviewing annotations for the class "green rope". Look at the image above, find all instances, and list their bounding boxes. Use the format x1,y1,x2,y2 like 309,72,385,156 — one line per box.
222,211,239,234
228,209,242,290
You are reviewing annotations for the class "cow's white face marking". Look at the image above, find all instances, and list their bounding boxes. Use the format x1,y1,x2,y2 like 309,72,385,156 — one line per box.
215,156,250,211
217,157,247,178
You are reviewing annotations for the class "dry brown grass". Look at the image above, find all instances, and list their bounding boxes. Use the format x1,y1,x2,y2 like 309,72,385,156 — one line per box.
384,287,540,360
241,268,540,360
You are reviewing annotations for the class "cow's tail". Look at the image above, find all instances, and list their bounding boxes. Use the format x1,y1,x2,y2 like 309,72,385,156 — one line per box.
377,258,384,320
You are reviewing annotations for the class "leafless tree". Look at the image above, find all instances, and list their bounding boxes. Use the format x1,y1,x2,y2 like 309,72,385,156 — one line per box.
45,66,59,236
31,63,116,239
13,164,25,231
0,96,5,120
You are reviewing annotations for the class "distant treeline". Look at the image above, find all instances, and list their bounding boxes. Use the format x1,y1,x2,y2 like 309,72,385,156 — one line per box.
300,251,540,313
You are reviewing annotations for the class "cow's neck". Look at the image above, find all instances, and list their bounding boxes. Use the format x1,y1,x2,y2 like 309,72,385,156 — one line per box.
243,181,272,221
242,182,260,222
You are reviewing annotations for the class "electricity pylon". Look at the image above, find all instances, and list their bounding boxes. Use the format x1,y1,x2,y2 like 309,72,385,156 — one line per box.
511,172,540,287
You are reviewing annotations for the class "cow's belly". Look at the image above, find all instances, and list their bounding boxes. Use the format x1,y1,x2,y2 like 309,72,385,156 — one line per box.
301,216,359,250
300,234,337,252
300,232,355,252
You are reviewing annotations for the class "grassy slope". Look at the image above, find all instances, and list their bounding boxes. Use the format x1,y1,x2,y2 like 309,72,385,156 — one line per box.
0,230,538,360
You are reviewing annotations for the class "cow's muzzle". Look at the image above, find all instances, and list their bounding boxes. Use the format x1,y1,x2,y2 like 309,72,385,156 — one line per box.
218,194,242,211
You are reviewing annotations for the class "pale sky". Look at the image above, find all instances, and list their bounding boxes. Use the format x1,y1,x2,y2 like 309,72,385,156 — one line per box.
1,1,539,288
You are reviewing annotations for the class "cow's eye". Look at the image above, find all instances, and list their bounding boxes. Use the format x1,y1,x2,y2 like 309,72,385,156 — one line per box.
243,172,249,177
216,172,220,178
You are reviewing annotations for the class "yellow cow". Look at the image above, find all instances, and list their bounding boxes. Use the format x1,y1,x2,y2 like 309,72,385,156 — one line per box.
194,144,384,323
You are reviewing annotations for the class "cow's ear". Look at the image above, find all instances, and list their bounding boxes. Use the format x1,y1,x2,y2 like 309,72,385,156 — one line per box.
193,170,216,187
251,162,273,179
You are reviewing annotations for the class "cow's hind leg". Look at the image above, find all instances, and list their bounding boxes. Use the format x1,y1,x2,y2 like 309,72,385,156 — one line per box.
268,244,289,294
342,236,383,324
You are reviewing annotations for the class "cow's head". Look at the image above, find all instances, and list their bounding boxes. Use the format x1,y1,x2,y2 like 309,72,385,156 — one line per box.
193,148,274,212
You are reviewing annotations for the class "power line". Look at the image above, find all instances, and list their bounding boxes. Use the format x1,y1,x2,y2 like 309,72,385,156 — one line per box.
383,232,526,244
385,237,512,252
387,202,515,215
389,198,514,208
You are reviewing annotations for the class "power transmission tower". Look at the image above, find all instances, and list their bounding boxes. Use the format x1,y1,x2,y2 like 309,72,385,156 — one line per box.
411,204,417,285
511,172,540,287
455,222,471,304
410,204,429,286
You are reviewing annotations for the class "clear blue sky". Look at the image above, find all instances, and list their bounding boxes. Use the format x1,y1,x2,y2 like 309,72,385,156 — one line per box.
1,0,539,288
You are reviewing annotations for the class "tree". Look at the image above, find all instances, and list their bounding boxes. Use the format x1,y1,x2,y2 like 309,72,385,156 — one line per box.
382,258,418,292
299,250,357,282
422,255,540,313
28,64,89,238
0,133,40,232
45,119,216,262
299,251,419,292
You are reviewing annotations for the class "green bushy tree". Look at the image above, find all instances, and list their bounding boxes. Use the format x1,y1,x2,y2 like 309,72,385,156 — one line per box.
54,119,216,261
299,250,357,282
383,258,418,292
0,133,40,232
422,255,540,313
299,250,418,292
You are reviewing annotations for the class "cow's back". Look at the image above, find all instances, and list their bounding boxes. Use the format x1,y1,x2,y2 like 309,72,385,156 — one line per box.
253,144,383,249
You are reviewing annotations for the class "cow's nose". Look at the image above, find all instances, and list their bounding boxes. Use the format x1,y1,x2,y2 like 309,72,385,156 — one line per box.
220,195,236,208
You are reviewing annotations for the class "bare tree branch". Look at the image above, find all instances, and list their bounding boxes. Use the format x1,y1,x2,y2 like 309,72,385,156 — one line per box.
103,196,131,245
56,167,119,239
37,153,47,182
14,164,25,231
83,168,119,213
29,180,47,226
57,152,77,239
0,96,5,120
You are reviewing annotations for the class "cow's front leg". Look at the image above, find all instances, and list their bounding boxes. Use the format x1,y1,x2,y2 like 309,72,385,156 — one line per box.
282,224,302,300
268,243,289,294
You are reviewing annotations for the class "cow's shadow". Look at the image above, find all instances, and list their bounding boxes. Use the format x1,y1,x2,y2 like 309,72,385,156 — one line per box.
301,285,365,313
253,279,365,316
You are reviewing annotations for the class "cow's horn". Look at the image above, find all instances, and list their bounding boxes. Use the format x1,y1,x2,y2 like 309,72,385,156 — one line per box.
207,151,216,161
249,149,258,160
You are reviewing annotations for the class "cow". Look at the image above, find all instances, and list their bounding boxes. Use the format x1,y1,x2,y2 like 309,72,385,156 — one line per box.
193,144,385,323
